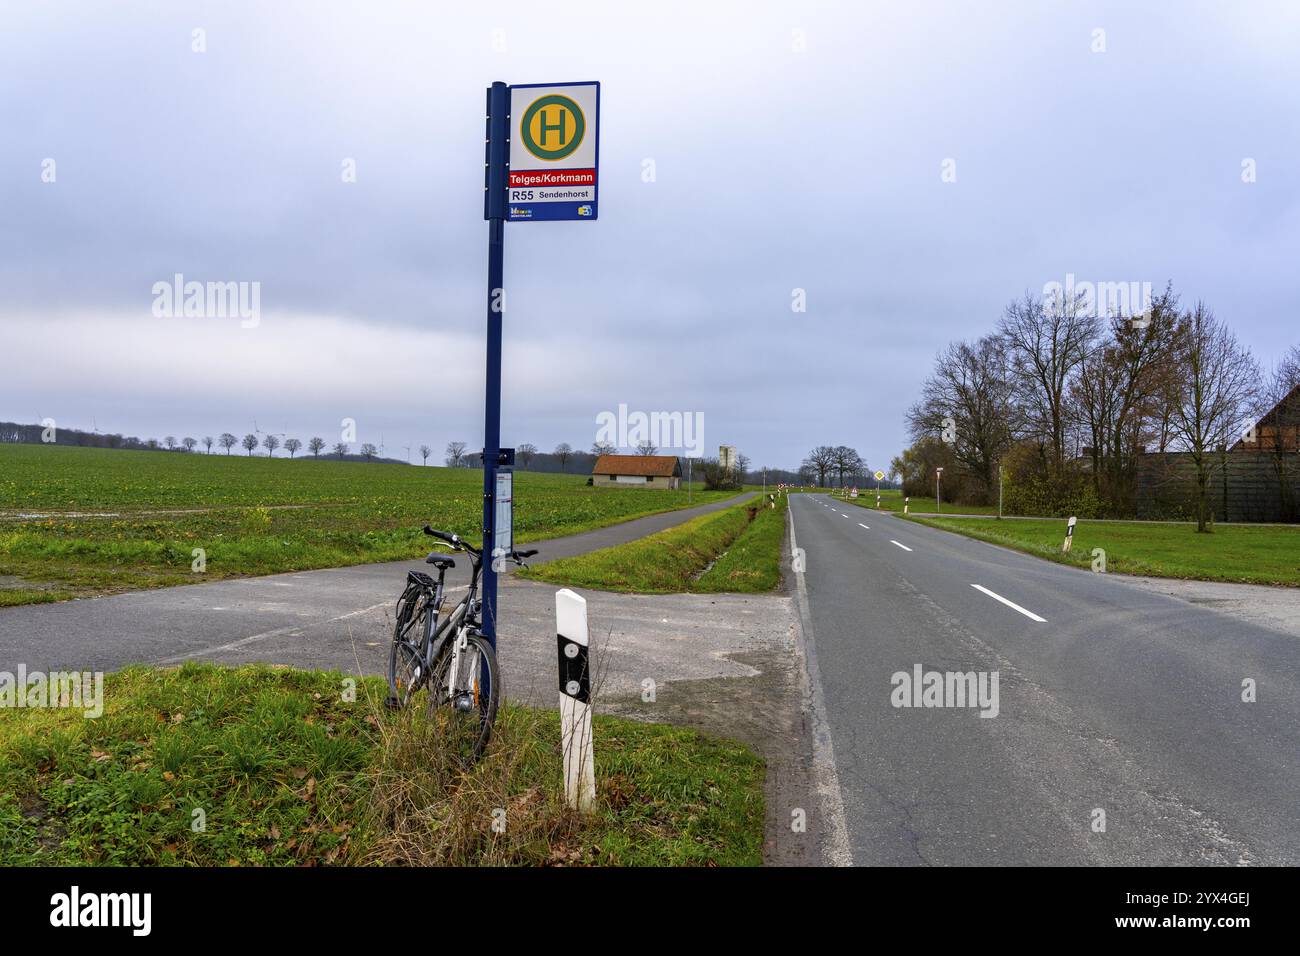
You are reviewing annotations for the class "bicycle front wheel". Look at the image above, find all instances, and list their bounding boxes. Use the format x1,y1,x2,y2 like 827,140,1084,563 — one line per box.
428,632,500,766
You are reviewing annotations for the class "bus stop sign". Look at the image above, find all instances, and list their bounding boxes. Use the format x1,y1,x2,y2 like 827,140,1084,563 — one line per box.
507,82,600,222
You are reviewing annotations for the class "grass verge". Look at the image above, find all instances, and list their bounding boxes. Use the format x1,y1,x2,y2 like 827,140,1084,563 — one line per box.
0,663,764,866
910,515,1300,587
834,488,999,516
520,495,786,593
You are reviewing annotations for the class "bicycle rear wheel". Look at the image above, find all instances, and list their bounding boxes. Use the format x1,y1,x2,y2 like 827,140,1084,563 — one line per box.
428,632,500,766
387,589,433,708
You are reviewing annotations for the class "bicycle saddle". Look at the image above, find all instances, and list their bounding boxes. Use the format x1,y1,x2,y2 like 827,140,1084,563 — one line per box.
425,553,456,570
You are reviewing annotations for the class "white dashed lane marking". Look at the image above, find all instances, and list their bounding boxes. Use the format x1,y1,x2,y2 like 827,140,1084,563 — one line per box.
970,584,1047,623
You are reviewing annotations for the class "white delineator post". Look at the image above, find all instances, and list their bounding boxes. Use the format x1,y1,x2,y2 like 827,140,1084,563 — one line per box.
1062,515,1077,553
903,497,909,515
556,589,595,811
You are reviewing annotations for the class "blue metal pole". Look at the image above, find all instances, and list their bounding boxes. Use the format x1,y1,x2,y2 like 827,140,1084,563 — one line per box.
481,81,509,649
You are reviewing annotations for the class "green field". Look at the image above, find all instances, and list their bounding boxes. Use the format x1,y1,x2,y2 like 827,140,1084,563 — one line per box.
912,515,1300,587
0,444,737,605
522,494,787,593
0,663,764,866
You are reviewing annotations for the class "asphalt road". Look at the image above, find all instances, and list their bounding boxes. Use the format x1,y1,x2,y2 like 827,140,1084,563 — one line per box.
790,493,1299,866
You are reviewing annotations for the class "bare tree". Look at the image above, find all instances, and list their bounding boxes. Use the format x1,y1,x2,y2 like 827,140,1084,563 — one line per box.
308,437,326,457
733,452,751,486
554,442,573,471
999,290,1101,474
241,434,258,455
219,433,238,454
1070,288,1182,509
517,442,537,469
1168,303,1260,532
591,440,616,458
635,439,657,456
263,434,281,457
284,438,302,458
202,436,214,454
801,446,836,487
828,446,862,489
445,441,467,467
164,436,177,451
182,437,198,453
419,444,432,465
333,442,350,458
360,442,378,461
907,335,1017,503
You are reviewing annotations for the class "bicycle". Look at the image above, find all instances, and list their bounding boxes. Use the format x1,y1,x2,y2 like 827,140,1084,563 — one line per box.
385,525,537,764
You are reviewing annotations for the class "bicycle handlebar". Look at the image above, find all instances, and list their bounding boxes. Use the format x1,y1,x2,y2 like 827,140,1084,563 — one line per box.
422,527,537,564
423,526,477,554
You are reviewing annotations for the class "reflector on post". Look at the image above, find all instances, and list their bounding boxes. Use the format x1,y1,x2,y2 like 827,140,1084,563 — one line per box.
556,588,595,811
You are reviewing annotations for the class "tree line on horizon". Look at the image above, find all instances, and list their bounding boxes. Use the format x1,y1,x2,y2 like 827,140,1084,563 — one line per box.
0,423,401,462
0,425,782,486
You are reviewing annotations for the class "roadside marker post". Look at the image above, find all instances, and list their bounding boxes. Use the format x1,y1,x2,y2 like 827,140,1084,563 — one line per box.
904,497,909,515
478,80,600,651
1062,515,1077,553
556,589,595,811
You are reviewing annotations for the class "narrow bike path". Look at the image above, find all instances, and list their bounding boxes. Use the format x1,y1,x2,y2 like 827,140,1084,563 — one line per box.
0,491,757,673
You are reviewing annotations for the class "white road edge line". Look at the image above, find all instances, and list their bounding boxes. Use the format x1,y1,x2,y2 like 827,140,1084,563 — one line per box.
970,584,1047,623
787,502,854,866
858,523,869,530
889,540,912,552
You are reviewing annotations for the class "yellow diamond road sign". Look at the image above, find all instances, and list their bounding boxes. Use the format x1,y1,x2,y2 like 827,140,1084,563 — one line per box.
875,471,885,481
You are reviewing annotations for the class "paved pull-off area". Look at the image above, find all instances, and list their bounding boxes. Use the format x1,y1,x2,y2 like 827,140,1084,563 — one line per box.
791,494,1300,865
0,493,755,675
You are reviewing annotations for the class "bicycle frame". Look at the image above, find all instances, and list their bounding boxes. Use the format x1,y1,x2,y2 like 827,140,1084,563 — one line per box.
417,547,485,675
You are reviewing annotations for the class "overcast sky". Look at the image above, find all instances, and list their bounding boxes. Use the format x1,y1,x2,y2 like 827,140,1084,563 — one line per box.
2,1,1297,471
